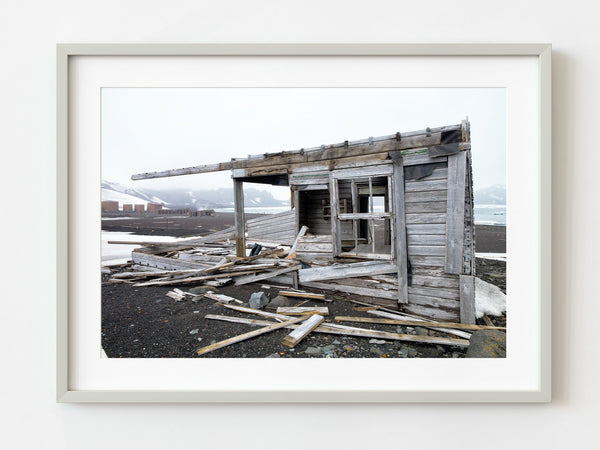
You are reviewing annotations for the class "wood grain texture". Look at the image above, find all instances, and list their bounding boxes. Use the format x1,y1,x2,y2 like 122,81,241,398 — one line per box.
281,314,325,347
445,152,467,274
459,275,476,324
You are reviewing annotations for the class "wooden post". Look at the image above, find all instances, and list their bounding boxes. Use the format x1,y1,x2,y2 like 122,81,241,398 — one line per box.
446,152,467,274
392,161,408,304
459,275,476,324
233,179,246,257
329,173,341,256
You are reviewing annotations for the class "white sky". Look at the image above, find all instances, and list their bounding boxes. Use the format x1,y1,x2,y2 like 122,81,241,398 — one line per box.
102,88,505,200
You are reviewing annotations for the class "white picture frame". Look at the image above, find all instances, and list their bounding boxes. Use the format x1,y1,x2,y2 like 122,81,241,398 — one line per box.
57,43,551,403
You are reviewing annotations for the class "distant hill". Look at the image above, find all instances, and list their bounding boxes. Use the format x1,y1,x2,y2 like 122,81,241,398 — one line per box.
101,180,289,210
474,184,506,205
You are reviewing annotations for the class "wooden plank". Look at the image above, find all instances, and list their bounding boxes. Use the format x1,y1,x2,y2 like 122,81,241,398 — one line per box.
301,280,398,300
407,245,446,256
392,160,409,305
405,213,447,224
367,309,469,338
408,293,459,310
132,269,261,287
406,224,446,235
276,306,329,315
403,304,459,322
296,243,333,253
196,316,306,356
278,291,330,302
234,264,300,286
404,179,447,192
411,274,460,289
286,225,308,258
459,275,476,324
405,190,448,203
331,163,393,180
402,154,447,167
131,252,213,271
406,256,446,267
223,303,293,321
233,179,245,257
329,174,341,256
298,261,397,283
205,314,469,347
408,285,459,300
405,201,447,214
281,314,325,348
335,316,503,331
407,234,446,246
203,293,243,304
445,152,467,274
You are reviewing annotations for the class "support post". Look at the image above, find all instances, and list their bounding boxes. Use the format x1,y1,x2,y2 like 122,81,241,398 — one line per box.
392,160,408,304
233,179,246,257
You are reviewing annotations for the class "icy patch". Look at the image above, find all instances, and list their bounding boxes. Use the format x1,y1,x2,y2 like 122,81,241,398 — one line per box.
475,252,506,261
475,278,506,318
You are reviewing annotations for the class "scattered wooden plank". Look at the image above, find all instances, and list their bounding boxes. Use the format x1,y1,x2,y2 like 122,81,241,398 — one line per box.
205,314,469,347
286,225,309,258
281,314,325,348
276,307,329,316
204,293,243,304
278,291,331,302
196,316,306,356
234,264,301,286
368,310,471,339
133,269,261,287
223,303,294,322
334,316,504,331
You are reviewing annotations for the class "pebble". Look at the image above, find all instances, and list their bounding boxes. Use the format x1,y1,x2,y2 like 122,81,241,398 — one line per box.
189,329,199,335
266,353,280,358
415,327,429,336
193,311,200,314
369,339,387,345
370,347,384,356
197,337,202,342
304,346,323,356
332,340,341,345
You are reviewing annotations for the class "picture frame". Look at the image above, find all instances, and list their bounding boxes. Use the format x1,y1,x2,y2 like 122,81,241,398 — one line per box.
57,43,551,403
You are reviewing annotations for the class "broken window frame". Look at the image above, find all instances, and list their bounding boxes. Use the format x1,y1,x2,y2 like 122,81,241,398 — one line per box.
329,165,395,260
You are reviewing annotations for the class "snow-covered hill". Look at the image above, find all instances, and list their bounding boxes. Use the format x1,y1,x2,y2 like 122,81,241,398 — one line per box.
101,180,166,205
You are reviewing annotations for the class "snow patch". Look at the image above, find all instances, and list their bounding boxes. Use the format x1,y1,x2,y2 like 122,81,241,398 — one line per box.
475,278,506,318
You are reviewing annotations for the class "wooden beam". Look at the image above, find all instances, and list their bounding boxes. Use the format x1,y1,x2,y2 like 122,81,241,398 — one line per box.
335,316,504,331
233,179,246,257
233,264,300,286
276,307,329,316
205,314,469,347
286,225,308,258
131,130,450,180
445,151,467,274
281,314,325,348
367,309,471,339
278,291,331,302
196,316,306,356
299,261,397,283
393,158,409,304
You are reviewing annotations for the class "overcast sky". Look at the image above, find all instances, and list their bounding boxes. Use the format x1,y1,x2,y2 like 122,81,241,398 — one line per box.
102,88,505,200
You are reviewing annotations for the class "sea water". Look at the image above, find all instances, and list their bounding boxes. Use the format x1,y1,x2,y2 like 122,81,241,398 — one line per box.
474,204,506,226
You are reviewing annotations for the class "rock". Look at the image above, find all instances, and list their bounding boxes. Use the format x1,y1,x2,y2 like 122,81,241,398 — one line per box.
370,347,384,356
369,339,387,344
266,353,280,358
267,295,293,308
304,346,323,356
197,337,202,342
193,310,200,314
399,345,409,357
407,348,418,357
415,327,429,336
466,330,507,358
406,327,415,334
333,340,341,345
323,344,337,351
249,291,269,309
189,329,199,335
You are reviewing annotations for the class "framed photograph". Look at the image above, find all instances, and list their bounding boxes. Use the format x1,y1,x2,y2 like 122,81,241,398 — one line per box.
57,44,551,402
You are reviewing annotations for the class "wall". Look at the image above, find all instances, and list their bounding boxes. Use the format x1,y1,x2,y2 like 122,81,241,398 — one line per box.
0,1,597,449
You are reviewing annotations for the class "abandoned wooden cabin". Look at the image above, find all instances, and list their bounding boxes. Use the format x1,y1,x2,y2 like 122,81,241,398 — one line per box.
132,120,476,323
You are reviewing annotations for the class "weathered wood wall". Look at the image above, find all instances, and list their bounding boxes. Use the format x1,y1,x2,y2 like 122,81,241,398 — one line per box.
246,210,296,245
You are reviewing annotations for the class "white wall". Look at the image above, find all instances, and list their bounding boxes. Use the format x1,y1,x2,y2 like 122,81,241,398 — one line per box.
0,1,597,448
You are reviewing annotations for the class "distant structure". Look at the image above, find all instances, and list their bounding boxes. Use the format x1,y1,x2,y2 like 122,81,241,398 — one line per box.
134,204,145,213
122,204,133,212
101,200,119,212
147,203,163,213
